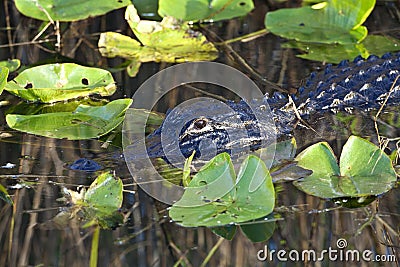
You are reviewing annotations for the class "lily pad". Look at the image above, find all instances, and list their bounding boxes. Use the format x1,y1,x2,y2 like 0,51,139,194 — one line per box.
0,67,8,95
265,0,375,44
98,5,218,77
15,0,130,21
169,153,275,227
158,0,254,22
294,136,397,199
6,99,132,140
6,99,108,116
283,35,400,63
84,172,123,212
60,172,124,229
5,63,116,103
0,59,20,72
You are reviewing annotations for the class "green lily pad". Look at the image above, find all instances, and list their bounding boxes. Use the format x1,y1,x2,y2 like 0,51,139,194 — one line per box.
6,99,108,116
294,136,397,199
6,99,132,140
0,59,20,72
83,172,124,229
283,35,400,63
5,63,116,103
265,0,375,44
60,172,124,229
98,5,218,77
84,172,123,212
15,0,130,21
169,153,275,227
0,67,8,95
158,0,254,22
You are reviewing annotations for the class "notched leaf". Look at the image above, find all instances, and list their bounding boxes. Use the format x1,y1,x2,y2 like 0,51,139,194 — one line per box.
293,136,397,199
98,5,218,77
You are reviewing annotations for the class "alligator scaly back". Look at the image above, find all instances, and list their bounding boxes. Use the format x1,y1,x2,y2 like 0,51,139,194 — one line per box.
269,53,400,113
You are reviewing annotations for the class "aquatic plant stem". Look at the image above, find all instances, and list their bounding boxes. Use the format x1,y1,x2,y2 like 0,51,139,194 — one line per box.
374,75,400,143
214,29,269,45
90,225,100,267
200,237,225,267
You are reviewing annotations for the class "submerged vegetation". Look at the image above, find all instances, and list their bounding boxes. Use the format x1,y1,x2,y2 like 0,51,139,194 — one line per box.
0,0,399,266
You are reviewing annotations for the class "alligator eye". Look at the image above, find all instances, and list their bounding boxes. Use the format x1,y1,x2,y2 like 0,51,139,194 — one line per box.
193,118,207,130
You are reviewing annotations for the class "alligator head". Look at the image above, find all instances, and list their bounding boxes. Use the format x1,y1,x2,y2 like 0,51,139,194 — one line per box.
145,98,279,163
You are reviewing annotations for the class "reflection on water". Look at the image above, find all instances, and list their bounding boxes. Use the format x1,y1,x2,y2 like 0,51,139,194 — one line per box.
1,0,399,266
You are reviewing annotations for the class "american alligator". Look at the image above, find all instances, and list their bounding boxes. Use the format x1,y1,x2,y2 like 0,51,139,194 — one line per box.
146,53,400,161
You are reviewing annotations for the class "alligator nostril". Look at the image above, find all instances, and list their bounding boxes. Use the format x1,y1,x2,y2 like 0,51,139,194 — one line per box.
193,118,207,129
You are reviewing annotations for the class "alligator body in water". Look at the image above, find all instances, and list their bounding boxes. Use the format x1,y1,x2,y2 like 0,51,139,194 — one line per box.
146,53,400,160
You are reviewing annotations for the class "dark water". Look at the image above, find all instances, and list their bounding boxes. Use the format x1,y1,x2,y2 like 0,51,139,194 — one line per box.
0,1,399,266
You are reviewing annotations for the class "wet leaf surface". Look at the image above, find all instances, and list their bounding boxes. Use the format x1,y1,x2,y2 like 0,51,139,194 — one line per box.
15,0,130,21
169,153,275,227
294,136,397,199
265,0,375,44
84,172,123,212
158,0,254,22
5,63,116,103
6,99,132,140
0,59,20,72
59,172,124,229
98,5,218,77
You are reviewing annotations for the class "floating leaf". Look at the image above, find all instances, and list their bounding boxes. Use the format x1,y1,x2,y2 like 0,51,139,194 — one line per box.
58,172,124,229
6,99,108,116
83,172,124,229
265,0,375,44
6,99,132,140
283,35,400,63
169,153,275,227
0,59,20,72
158,0,254,22
5,63,116,103
84,172,123,212
294,136,397,199
0,67,8,95
15,0,130,21
98,5,218,77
